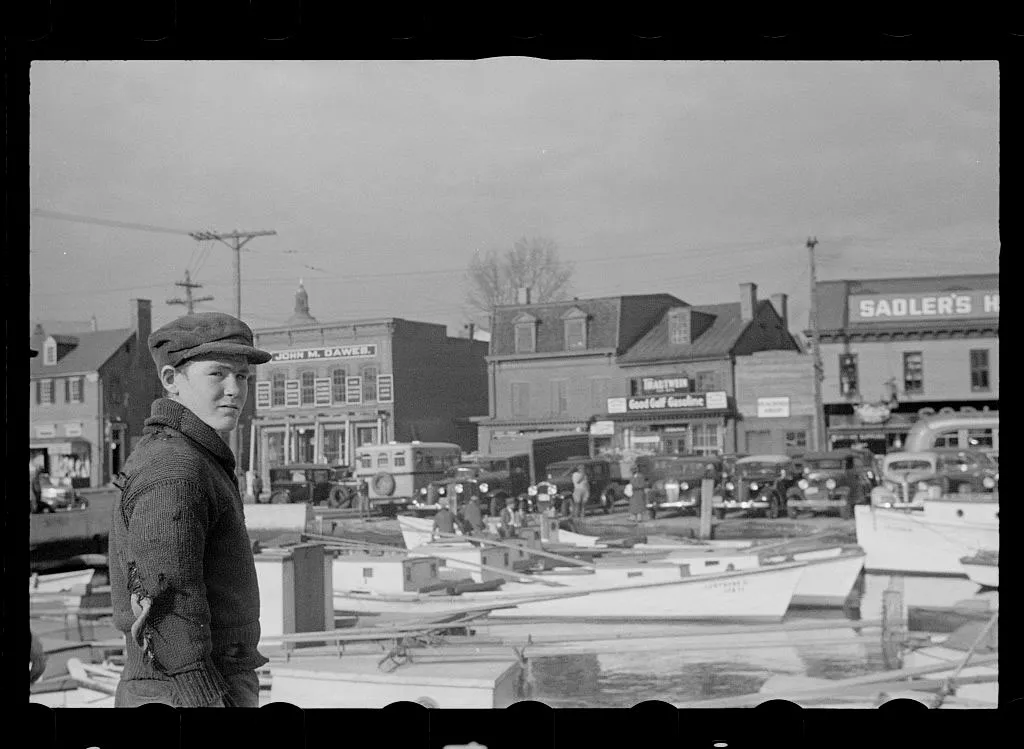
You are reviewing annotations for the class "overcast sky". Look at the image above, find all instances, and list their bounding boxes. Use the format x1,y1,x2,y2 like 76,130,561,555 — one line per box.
29,59,999,338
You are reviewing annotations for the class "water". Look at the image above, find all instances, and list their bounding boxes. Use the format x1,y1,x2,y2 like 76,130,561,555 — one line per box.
474,573,996,708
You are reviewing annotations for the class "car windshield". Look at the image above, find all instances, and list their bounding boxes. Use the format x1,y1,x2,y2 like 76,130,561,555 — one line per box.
477,459,508,472
738,462,787,475
887,460,933,472
805,459,846,471
444,465,481,479
937,454,979,471
664,461,716,477
546,464,576,481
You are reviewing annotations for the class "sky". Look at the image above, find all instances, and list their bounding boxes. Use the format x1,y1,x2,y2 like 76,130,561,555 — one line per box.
29,59,999,339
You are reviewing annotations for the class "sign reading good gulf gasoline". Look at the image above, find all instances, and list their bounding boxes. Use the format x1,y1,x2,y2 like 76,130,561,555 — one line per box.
849,290,998,323
609,391,728,413
270,344,378,362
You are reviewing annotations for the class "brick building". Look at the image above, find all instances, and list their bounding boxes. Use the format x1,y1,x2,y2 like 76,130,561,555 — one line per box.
734,349,816,455
29,299,160,487
812,274,999,454
249,284,488,486
477,283,800,458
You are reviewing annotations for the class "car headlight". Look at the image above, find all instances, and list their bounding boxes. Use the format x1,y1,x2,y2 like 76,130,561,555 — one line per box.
983,477,995,489
680,482,689,490
882,502,892,508
420,487,427,494
455,484,464,493
438,486,446,496
798,479,809,490
548,486,557,495
825,479,836,490
725,482,734,491
917,481,929,491
749,482,759,492
479,482,489,493
528,486,538,496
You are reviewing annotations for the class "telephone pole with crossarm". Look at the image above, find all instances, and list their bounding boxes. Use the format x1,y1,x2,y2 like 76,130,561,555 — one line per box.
166,269,214,314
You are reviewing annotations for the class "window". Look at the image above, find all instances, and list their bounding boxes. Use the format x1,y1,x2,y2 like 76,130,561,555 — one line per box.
405,566,412,582
691,423,721,455
515,323,536,353
377,452,389,467
668,308,691,345
272,373,286,406
695,371,718,392
358,453,373,469
300,371,315,405
967,429,994,449
362,366,378,402
331,368,347,402
564,319,586,350
69,377,83,403
903,352,924,394
970,350,990,391
37,379,55,405
839,354,859,397
785,431,808,450
590,377,610,411
362,568,374,578
394,453,406,467
511,383,530,418
551,380,569,415
43,339,57,366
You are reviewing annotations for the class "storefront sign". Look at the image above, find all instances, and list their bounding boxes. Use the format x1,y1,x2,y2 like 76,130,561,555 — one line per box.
590,420,615,436
757,397,790,418
63,423,83,437
34,425,57,438
611,391,728,413
377,374,394,404
639,375,689,395
607,397,628,414
849,290,999,323
269,344,378,363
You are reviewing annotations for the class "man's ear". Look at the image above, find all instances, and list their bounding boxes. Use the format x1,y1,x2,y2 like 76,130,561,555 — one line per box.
160,365,179,395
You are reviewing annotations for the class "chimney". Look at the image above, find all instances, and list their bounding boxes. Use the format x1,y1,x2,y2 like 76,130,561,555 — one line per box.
770,293,789,330
131,299,153,351
517,287,532,305
740,282,758,321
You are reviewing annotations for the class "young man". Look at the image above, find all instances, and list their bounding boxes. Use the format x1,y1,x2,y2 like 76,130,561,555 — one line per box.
108,312,273,708
431,498,456,540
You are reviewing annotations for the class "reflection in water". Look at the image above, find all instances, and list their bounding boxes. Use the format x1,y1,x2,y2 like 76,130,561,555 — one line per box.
523,573,994,707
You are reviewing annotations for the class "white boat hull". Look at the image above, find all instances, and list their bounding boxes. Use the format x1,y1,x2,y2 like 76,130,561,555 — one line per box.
961,561,999,589
336,561,805,622
854,503,999,576
29,568,96,595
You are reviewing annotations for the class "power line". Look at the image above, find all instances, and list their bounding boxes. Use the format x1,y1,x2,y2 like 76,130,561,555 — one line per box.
31,208,193,236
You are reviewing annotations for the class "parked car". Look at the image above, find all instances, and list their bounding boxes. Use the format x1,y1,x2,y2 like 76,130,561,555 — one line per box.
931,448,999,495
412,453,532,516
632,455,723,517
870,452,940,511
786,449,874,519
715,455,795,519
267,463,359,506
34,473,87,512
527,457,627,516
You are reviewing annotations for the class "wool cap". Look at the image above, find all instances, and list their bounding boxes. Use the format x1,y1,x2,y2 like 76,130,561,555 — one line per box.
149,312,273,371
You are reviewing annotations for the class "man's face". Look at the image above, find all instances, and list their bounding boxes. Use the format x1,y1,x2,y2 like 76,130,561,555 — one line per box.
165,355,251,433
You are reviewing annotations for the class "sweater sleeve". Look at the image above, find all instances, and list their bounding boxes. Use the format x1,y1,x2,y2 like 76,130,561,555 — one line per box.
125,479,229,706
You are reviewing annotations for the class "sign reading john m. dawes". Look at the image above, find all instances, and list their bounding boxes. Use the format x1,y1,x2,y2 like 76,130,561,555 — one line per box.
608,391,728,414
849,291,999,323
270,344,378,362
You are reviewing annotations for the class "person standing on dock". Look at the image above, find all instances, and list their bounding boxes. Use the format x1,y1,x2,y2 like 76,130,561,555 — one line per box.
628,465,649,522
108,312,273,708
357,477,370,519
460,495,485,534
499,496,523,537
432,498,456,540
571,464,590,519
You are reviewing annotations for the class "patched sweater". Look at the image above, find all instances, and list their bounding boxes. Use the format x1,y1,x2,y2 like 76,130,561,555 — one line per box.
109,398,267,707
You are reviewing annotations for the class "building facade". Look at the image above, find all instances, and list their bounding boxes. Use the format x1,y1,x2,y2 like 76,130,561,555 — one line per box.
811,274,999,454
29,299,159,487
477,283,801,459
250,285,488,486
734,349,816,455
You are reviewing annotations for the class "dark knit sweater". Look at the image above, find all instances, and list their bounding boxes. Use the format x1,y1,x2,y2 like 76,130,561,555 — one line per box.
109,398,268,707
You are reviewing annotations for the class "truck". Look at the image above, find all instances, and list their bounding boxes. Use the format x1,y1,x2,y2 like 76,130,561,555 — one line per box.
485,432,593,487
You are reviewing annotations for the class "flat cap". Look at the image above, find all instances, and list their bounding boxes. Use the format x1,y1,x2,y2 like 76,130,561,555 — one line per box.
149,312,273,371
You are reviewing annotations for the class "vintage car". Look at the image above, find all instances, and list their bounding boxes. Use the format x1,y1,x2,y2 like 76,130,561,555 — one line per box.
527,457,627,516
714,454,795,519
786,449,874,519
266,463,359,506
931,448,999,495
34,473,87,512
870,452,941,511
411,453,531,516
629,455,724,517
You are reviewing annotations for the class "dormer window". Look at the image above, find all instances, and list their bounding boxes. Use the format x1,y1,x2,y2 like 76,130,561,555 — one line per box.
562,307,588,351
668,307,691,345
43,337,57,366
513,312,538,354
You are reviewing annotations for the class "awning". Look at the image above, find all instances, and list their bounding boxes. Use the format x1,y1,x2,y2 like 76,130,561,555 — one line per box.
606,409,733,423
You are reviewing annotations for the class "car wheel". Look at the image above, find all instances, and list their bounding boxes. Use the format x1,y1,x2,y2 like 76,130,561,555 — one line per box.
787,506,799,519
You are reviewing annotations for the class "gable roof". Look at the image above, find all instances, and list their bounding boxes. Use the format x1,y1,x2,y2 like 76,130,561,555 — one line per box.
617,301,755,363
30,328,134,377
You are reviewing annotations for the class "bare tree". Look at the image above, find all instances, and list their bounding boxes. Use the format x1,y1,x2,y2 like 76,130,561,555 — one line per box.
465,237,574,327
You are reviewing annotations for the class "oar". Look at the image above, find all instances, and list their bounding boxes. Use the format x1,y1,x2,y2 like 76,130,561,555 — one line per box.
930,610,998,708
434,531,597,570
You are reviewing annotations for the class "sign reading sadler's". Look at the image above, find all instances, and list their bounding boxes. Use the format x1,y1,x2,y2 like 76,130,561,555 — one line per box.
849,290,999,323
609,391,728,414
270,344,378,362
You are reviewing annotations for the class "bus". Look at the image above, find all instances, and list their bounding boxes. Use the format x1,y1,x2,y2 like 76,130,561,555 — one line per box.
904,412,999,461
353,441,463,514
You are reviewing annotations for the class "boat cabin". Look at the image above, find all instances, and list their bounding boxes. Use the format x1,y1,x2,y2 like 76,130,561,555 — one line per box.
408,542,532,583
332,552,443,594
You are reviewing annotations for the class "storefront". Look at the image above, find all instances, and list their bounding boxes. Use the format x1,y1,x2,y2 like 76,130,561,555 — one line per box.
30,429,94,489
604,390,734,456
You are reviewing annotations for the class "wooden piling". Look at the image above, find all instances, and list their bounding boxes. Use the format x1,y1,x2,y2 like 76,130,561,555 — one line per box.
699,479,714,540
881,574,907,669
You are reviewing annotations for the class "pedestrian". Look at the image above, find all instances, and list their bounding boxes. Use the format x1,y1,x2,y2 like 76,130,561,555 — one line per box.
461,495,485,534
499,496,522,538
432,498,456,540
252,472,263,504
571,464,590,519
30,467,43,514
108,312,273,708
357,477,370,519
629,465,648,522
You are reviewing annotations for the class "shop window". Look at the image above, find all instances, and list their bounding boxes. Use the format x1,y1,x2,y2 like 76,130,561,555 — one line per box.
515,323,536,354
970,350,990,391
331,368,347,402
272,373,286,407
300,371,315,405
322,428,345,465
511,383,530,418
551,380,569,415
695,371,718,392
362,367,378,402
691,423,721,456
785,431,808,450
37,379,55,405
668,307,691,345
839,354,858,397
903,352,924,394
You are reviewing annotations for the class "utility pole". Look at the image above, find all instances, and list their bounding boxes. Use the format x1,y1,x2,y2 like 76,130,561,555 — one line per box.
807,236,826,451
166,269,214,314
188,228,278,468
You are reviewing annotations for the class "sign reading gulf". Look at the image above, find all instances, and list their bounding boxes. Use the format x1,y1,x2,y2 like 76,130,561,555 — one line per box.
849,290,998,323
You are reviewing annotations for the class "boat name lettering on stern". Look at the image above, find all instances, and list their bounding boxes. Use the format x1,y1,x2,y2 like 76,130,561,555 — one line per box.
701,579,747,592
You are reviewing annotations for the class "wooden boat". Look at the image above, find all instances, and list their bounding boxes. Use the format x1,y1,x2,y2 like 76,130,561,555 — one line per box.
398,513,604,551
960,550,998,588
908,597,997,633
900,617,998,707
854,496,998,576
29,568,96,595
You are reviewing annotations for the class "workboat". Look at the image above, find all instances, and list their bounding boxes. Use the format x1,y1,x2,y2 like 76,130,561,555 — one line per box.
398,513,603,551
29,568,96,596
332,546,807,622
959,550,998,589
854,496,998,576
